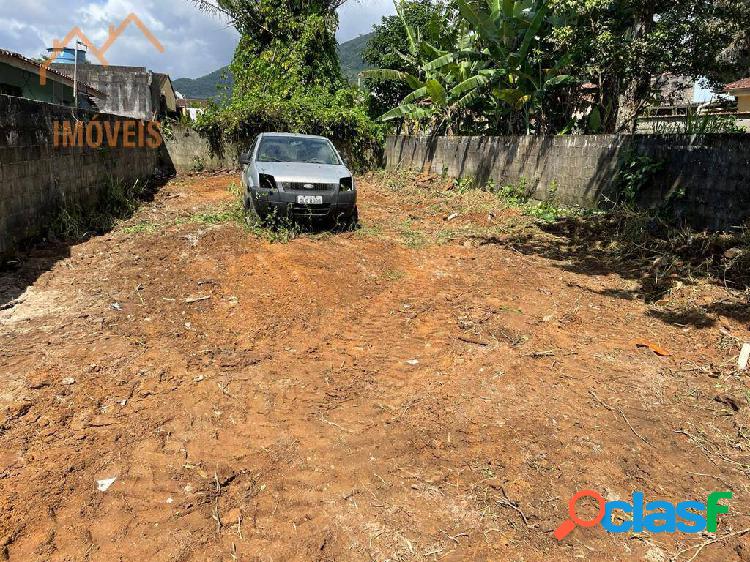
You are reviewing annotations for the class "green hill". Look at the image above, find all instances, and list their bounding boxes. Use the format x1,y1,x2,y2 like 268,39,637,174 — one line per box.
172,34,372,98
337,32,374,83
172,67,233,100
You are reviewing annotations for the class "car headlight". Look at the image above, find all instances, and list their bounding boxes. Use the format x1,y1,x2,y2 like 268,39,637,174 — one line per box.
340,177,354,191
259,173,277,190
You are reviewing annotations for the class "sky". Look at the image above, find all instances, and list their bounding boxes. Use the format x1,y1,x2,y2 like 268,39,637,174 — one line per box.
0,0,396,80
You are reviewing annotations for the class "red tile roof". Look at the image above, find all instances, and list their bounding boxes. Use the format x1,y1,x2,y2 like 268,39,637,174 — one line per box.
725,77,750,92
0,48,106,98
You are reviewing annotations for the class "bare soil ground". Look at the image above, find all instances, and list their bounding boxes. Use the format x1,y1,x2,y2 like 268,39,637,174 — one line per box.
1,171,750,561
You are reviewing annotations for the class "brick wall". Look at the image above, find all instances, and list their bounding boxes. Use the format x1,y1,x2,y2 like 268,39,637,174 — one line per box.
386,134,750,230
0,95,163,257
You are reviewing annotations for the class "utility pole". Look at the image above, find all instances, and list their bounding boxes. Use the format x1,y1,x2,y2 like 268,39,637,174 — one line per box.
73,40,84,109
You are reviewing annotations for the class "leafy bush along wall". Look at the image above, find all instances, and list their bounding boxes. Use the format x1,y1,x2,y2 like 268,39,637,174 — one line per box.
385,134,750,231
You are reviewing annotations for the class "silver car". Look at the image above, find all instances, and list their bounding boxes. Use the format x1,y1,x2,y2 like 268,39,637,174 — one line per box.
240,133,358,225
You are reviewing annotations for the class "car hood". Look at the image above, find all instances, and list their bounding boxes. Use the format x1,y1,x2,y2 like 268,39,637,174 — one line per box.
256,162,350,183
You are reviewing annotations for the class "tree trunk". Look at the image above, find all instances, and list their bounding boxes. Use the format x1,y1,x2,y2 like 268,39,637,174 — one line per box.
616,7,655,133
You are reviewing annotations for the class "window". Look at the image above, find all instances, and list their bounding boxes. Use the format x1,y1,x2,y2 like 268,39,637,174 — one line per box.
257,137,340,165
0,83,22,97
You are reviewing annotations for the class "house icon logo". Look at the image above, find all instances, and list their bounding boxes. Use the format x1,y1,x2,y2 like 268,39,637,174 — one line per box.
40,13,164,86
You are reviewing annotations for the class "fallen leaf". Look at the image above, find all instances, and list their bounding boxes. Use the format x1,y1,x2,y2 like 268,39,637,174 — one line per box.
633,341,670,357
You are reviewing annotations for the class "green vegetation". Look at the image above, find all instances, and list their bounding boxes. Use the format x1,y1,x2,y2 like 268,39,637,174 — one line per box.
363,0,576,135
363,0,750,135
338,33,374,83
50,177,153,241
192,0,382,170
613,150,664,208
171,34,372,97
362,0,459,120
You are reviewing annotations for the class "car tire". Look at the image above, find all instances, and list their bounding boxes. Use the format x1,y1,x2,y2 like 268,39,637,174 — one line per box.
345,206,359,231
244,191,262,221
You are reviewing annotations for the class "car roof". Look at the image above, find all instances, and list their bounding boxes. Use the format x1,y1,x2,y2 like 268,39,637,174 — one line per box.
260,133,330,141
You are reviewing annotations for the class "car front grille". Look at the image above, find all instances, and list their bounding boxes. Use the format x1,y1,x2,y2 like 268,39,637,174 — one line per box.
284,182,337,192
292,203,331,217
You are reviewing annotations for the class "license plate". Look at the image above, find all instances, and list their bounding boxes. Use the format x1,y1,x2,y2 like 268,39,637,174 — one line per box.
297,195,323,205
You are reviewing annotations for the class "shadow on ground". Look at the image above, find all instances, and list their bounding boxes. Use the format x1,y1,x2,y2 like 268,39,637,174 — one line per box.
0,174,170,311
478,213,750,329
0,245,71,310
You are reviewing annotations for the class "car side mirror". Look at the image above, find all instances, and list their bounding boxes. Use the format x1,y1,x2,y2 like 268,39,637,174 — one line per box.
239,151,251,166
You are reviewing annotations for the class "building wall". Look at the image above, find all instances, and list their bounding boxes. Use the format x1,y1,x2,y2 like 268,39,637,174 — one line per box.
0,94,164,257
164,126,241,173
51,64,155,120
0,62,73,106
385,134,750,231
738,95,750,114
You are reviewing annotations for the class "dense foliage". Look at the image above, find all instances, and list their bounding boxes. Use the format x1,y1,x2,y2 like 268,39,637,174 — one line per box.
362,0,460,120
365,0,750,135
338,32,375,83
191,0,382,169
551,0,750,131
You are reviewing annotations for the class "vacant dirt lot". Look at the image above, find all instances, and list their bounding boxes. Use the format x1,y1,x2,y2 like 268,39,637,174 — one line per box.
1,172,749,561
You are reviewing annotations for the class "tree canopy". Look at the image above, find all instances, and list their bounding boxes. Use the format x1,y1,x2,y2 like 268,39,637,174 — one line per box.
364,0,750,135
190,0,381,168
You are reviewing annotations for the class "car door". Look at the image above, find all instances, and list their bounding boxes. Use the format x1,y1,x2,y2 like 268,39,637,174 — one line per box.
243,135,260,189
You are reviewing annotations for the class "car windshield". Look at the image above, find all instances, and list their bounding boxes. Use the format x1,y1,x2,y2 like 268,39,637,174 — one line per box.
257,137,340,165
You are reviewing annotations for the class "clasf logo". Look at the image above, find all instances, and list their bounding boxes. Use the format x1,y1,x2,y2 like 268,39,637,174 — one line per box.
554,490,732,540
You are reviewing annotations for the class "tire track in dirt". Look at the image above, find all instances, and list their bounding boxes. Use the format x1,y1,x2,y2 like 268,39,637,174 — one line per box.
0,172,748,561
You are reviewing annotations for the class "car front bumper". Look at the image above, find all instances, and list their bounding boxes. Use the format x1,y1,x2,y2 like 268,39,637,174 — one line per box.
250,189,357,220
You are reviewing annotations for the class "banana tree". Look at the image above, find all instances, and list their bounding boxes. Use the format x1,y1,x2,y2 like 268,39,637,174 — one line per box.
444,0,575,133
366,0,575,135
361,1,491,134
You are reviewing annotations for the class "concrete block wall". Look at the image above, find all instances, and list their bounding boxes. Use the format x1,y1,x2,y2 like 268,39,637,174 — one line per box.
386,134,750,230
52,64,155,121
0,95,162,257
164,126,242,174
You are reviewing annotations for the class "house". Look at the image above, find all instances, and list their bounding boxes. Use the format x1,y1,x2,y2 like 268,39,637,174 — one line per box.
49,51,177,121
725,78,750,113
0,48,105,109
723,78,750,131
176,97,208,121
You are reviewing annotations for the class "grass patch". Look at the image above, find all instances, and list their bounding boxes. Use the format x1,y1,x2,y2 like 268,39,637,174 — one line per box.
399,218,427,249
50,177,155,241
121,221,159,235
382,268,405,281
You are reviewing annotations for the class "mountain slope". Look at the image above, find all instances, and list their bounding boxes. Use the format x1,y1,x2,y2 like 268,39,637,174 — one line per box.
172,67,233,99
338,32,374,82
172,33,372,98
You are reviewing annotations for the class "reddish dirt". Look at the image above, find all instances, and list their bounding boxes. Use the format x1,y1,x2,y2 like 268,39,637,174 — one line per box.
1,172,749,561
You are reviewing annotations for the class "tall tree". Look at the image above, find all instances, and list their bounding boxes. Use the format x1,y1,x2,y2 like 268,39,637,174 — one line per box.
192,0,348,97
550,0,750,131
190,0,382,169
